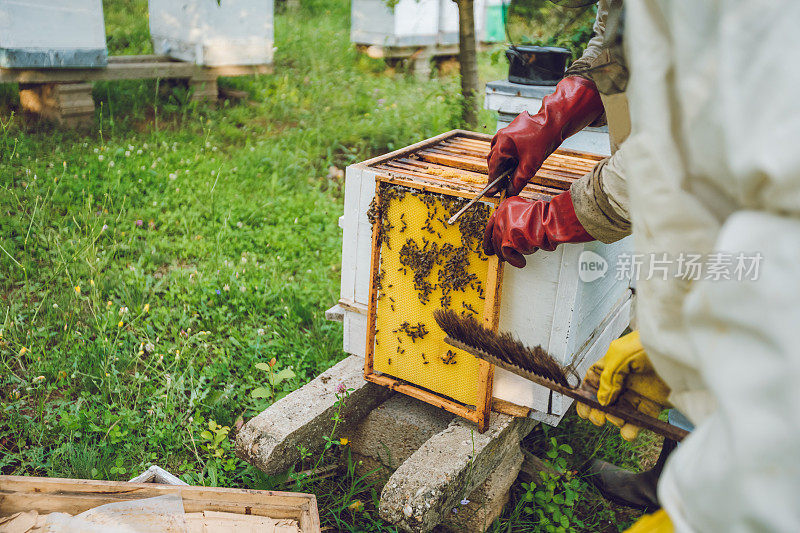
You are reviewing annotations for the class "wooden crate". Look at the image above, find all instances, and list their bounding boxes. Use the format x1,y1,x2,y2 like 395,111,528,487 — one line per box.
0,476,320,533
338,130,633,426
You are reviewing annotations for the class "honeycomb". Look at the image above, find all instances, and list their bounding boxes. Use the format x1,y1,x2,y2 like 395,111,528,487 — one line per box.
370,184,491,406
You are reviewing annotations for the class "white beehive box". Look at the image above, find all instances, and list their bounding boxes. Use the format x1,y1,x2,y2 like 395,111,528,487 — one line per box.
0,0,107,68
335,130,632,425
351,0,488,47
149,0,274,66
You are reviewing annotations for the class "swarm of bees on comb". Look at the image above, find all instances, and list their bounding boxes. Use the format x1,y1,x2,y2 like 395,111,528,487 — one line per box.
367,183,492,400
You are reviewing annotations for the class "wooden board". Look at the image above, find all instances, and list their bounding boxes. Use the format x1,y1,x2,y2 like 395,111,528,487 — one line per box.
5,54,273,128
0,476,320,533
0,55,273,84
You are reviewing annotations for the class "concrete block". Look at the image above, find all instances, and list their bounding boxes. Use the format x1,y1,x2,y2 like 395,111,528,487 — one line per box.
236,355,393,475
380,413,536,532
441,443,524,532
348,394,454,482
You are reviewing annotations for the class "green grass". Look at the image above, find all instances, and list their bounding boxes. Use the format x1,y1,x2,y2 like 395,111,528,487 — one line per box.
488,415,658,532
0,1,650,530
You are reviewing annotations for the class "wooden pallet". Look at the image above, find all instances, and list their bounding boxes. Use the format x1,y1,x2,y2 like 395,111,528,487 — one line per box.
3,54,273,128
0,476,320,532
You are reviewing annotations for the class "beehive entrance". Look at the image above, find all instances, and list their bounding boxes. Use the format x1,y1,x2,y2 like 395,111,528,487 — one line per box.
369,184,492,407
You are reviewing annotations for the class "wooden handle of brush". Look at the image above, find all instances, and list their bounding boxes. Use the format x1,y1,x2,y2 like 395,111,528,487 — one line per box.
564,387,690,442
440,335,689,441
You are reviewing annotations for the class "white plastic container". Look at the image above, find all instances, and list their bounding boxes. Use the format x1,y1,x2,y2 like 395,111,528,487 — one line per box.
351,0,488,48
0,0,108,68
149,0,274,66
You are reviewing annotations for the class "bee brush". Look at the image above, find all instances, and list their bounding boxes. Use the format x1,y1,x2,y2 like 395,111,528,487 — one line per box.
433,309,689,441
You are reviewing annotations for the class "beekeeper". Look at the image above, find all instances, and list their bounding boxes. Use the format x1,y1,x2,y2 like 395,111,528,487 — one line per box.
486,0,800,531
485,0,678,513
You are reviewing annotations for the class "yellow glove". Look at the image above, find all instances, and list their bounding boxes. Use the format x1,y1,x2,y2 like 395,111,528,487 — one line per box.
624,510,673,533
576,330,671,441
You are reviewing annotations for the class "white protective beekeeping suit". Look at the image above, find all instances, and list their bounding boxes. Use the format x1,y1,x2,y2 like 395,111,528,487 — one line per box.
623,1,800,530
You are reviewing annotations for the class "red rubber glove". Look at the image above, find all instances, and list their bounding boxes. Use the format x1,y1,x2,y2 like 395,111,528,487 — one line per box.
487,76,604,196
482,191,594,268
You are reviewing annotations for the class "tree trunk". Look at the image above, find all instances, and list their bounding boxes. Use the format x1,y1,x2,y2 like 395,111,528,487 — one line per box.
455,0,479,127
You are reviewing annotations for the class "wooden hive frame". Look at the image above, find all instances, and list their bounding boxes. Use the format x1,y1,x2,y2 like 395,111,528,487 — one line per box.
362,180,504,432
359,130,602,432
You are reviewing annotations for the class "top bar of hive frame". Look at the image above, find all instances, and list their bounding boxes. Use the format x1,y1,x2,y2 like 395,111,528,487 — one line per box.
364,132,604,202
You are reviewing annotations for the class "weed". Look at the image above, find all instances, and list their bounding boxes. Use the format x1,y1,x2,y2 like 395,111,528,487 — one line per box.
290,385,352,488
250,356,298,407
489,414,653,532
520,437,586,532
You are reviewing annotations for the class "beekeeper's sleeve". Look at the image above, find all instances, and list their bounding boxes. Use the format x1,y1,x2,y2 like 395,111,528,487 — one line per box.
569,147,631,243
564,0,608,79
